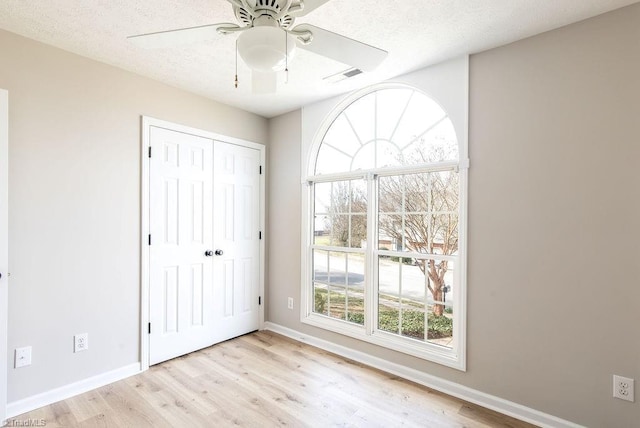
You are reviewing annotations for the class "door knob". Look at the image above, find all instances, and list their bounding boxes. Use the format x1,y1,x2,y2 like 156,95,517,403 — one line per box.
204,250,213,257
215,249,224,256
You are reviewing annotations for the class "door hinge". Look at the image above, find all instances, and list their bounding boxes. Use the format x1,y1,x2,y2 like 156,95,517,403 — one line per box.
259,231,262,240
148,146,152,158
148,234,151,246
258,296,262,305
259,165,262,175
148,322,151,334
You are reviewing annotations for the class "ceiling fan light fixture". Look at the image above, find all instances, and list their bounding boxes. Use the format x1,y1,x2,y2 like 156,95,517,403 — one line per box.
237,26,296,72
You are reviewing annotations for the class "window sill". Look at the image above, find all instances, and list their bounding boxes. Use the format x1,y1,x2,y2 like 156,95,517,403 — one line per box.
302,313,465,371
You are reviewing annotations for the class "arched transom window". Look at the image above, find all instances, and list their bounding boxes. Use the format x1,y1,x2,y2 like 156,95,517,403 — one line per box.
304,86,467,369
315,87,458,174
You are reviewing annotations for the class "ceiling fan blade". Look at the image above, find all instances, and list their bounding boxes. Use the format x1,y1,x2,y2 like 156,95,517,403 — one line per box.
127,23,234,49
252,71,277,94
293,24,387,72
291,0,332,17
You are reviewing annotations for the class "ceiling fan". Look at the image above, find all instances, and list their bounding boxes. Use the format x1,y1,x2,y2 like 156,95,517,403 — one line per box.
128,0,388,93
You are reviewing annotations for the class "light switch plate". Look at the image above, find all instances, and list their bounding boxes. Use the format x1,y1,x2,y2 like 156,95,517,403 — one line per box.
15,346,32,368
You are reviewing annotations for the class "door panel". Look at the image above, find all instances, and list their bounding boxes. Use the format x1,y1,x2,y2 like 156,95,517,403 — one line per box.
212,142,261,342
149,126,214,365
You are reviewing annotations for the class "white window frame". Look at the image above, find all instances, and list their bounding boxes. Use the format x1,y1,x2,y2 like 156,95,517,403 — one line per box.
301,83,468,371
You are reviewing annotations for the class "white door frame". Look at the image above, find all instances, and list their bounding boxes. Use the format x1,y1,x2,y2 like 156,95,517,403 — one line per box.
140,116,266,371
1,89,9,424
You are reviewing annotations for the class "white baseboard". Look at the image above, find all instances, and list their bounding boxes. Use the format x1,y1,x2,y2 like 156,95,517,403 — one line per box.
263,322,584,428
6,363,141,418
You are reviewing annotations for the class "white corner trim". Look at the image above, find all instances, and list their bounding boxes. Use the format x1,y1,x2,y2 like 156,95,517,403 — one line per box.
6,363,141,418
263,322,584,428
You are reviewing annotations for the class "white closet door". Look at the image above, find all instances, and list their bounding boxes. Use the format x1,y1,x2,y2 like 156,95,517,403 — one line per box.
211,142,261,343
148,127,262,365
149,126,215,365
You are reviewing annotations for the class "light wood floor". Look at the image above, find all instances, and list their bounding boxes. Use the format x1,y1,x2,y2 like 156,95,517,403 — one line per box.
14,331,536,427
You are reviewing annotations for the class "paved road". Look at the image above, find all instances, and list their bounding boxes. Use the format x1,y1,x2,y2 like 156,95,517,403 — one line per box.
314,252,454,302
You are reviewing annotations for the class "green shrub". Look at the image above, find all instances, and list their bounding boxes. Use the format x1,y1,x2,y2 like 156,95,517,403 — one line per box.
347,312,365,325
427,313,453,337
377,309,452,339
314,290,327,314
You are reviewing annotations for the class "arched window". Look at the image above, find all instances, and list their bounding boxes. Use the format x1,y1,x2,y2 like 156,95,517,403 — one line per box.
304,85,466,369
315,88,458,174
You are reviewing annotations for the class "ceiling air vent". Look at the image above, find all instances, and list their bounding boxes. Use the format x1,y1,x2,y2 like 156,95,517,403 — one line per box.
323,68,363,83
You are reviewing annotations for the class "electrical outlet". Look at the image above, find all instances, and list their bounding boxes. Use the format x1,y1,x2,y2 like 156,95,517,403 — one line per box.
613,375,634,402
15,346,32,368
74,333,89,353
287,297,294,310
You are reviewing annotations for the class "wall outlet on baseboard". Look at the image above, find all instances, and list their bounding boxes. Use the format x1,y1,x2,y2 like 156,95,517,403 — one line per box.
74,333,89,353
15,346,32,368
613,375,634,402
287,297,294,310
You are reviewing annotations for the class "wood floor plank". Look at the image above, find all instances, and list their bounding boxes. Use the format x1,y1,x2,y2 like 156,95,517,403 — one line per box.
13,331,538,428
239,333,468,426
96,381,171,427
458,403,536,428
73,409,130,428
16,401,77,428
63,388,113,425
122,372,218,427
204,339,361,424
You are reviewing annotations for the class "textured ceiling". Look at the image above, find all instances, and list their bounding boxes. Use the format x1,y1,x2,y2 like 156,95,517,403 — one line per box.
0,0,637,118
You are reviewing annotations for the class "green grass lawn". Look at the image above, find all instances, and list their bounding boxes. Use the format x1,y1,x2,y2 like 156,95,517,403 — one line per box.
314,288,452,340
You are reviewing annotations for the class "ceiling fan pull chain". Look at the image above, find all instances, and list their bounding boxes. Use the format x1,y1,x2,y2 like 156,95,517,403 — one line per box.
285,30,289,84
234,42,238,88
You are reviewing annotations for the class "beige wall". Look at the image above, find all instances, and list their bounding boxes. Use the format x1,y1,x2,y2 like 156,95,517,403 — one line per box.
267,4,640,427
266,109,302,328
0,29,268,401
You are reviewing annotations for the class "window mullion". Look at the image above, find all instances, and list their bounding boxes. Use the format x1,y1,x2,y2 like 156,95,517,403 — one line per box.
344,253,349,322
326,250,331,318
426,173,433,335
374,91,378,168
346,183,351,322
424,268,429,342
398,258,403,336
365,173,377,336
401,175,406,252
399,175,406,336
306,181,314,318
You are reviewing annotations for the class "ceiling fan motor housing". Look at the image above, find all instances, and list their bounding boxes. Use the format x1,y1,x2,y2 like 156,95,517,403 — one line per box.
234,0,296,29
